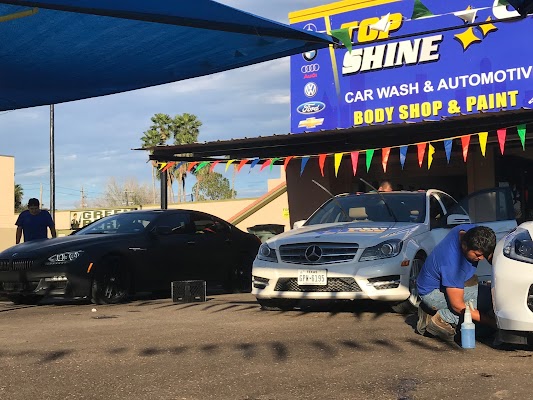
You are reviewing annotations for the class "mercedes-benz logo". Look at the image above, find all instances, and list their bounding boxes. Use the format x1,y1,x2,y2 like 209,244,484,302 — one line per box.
305,245,322,262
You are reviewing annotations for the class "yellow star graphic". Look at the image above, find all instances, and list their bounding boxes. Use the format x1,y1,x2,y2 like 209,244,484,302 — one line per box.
478,16,498,37
454,27,482,51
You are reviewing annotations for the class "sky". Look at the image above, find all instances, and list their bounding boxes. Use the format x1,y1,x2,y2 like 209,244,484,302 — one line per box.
0,0,328,210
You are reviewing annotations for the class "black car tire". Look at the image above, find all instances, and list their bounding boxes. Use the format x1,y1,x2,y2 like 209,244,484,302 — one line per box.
7,294,41,305
257,298,298,311
390,252,426,314
91,256,131,305
225,254,254,294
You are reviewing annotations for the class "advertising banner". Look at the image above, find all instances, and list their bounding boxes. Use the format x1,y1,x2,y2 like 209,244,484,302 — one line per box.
290,0,533,133
70,207,137,229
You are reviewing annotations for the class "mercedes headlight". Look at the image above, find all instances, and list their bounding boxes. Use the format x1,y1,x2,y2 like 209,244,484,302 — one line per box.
257,243,278,263
46,250,84,265
503,228,533,264
359,240,402,261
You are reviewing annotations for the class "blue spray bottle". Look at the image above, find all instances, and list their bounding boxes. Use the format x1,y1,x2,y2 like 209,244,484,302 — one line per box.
461,301,476,349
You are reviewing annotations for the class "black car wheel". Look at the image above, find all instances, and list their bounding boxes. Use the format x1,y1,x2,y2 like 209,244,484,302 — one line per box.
7,294,41,305
225,254,254,293
391,252,426,314
91,256,131,305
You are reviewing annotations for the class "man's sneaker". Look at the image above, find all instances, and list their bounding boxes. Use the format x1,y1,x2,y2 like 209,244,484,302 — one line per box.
416,306,432,335
426,313,456,342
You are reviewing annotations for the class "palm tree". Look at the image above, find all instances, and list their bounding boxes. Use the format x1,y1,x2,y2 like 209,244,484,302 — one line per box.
14,184,23,212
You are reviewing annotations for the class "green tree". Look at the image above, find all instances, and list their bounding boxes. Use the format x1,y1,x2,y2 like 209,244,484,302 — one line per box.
14,184,23,212
192,168,236,201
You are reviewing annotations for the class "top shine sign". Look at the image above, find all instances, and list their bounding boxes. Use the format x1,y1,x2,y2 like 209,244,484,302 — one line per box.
289,0,532,132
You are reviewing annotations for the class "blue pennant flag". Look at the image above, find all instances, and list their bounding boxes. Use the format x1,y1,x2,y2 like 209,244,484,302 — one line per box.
249,158,260,172
399,146,408,169
444,140,453,163
300,157,310,176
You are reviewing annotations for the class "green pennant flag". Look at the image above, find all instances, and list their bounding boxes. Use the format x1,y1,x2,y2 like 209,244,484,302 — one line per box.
411,0,434,20
517,124,526,150
270,157,281,171
195,161,210,172
330,28,352,52
365,149,374,172
498,0,510,6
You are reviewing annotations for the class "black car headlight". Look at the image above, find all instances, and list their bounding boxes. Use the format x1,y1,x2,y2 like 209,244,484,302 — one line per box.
257,243,278,263
46,250,84,265
359,240,402,261
503,228,533,264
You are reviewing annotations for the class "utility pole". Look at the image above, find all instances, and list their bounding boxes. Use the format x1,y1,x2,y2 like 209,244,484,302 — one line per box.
39,183,43,206
50,104,55,220
80,186,87,208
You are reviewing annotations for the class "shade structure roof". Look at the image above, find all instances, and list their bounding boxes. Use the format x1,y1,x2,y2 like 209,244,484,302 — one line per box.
0,0,334,111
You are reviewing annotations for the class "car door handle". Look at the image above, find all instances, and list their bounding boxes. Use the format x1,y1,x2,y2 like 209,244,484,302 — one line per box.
187,241,196,245
129,247,147,251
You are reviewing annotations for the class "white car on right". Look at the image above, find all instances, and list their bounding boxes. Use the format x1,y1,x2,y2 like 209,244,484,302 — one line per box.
492,221,533,345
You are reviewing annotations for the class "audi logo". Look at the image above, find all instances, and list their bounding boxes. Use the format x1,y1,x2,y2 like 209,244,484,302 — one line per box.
305,245,323,262
301,64,320,73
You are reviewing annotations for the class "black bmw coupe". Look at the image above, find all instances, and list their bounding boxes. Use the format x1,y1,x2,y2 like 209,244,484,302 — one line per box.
0,209,261,304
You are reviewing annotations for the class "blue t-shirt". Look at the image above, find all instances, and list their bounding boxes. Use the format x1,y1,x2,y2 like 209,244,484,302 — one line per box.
15,210,54,242
417,224,478,296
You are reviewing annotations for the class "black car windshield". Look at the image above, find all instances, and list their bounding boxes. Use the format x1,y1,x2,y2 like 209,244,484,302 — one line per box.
76,212,158,234
305,193,427,225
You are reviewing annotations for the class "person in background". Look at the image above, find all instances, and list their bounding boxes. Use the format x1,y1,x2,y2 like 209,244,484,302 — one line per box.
15,198,57,244
416,224,496,342
378,180,393,192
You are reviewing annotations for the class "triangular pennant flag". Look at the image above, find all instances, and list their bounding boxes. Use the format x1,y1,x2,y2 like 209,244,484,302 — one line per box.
283,156,294,171
428,143,435,169
195,161,210,172
162,161,176,172
517,124,526,150
318,154,327,177
300,157,310,176
365,149,374,172
350,151,359,176
209,160,222,172
225,159,236,172
334,153,344,177
497,128,506,154
236,159,248,173
411,0,434,19
369,13,391,32
330,28,352,52
270,158,281,171
444,140,453,163
158,162,167,171
399,146,408,169
260,159,272,172
453,9,477,24
381,147,391,172
187,161,199,172
417,143,426,167
249,158,260,171
478,132,488,156
461,135,471,162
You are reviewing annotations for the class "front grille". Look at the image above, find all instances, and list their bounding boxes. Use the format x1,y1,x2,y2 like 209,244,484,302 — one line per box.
274,277,362,292
279,243,359,265
0,259,35,272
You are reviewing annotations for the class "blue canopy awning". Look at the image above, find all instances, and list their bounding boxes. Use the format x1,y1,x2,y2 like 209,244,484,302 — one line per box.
0,0,335,111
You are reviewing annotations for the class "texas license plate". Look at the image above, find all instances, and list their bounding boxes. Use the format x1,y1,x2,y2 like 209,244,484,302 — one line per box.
297,269,327,286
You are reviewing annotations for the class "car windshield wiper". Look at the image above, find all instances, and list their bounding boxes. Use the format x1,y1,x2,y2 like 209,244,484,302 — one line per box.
359,178,398,223
312,180,351,222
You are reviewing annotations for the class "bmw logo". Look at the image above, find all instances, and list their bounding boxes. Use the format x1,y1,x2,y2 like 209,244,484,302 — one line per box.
304,82,318,98
303,49,317,62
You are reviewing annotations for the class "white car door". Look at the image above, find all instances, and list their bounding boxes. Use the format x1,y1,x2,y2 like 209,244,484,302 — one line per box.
448,187,517,280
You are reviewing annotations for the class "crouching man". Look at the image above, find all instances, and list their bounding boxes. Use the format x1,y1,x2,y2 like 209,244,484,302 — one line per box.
416,224,497,342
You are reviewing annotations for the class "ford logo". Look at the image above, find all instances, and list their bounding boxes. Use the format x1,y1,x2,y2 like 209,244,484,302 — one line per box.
297,101,326,115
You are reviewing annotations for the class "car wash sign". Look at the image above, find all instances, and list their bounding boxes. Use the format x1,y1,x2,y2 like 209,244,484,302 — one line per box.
289,0,533,132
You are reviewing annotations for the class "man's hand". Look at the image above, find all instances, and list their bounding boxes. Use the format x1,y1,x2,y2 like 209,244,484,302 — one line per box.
446,287,496,327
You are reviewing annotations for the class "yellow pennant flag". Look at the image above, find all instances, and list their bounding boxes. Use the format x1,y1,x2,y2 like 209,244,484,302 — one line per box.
334,153,344,177
225,159,236,172
478,132,488,156
428,143,435,169
158,162,167,171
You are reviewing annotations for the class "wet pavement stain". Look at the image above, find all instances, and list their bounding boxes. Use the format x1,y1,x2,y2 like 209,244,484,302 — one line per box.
91,315,118,319
396,378,417,400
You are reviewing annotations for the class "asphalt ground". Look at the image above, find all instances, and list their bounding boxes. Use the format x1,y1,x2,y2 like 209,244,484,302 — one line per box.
1,294,532,400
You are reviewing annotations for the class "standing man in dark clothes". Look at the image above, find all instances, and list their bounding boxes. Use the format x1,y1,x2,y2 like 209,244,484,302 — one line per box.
15,198,57,244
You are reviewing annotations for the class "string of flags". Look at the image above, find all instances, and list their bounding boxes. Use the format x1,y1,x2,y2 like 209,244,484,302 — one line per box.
157,124,528,178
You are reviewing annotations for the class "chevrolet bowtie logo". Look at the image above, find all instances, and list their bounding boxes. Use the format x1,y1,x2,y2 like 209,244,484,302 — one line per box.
298,117,324,129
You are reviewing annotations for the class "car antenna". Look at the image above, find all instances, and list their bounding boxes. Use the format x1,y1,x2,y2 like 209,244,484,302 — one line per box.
358,178,398,223
311,179,351,222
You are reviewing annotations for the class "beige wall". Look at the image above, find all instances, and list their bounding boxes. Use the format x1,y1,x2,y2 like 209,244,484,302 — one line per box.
0,155,14,228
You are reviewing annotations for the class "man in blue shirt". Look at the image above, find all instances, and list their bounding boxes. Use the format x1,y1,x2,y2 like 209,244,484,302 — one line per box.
15,198,57,243
416,224,496,342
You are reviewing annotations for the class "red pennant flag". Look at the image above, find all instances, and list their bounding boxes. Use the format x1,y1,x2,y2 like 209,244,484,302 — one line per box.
187,161,199,172
236,159,248,172
162,161,176,172
497,128,506,155
350,151,359,176
318,154,327,177
209,160,222,172
461,135,471,162
259,159,272,171
382,147,391,172
283,156,294,171
417,143,426,168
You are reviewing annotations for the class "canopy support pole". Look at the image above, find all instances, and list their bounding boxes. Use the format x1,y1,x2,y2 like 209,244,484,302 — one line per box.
160,169,168,209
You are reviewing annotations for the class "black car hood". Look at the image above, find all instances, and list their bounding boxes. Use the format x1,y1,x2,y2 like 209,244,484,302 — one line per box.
0,234,135,256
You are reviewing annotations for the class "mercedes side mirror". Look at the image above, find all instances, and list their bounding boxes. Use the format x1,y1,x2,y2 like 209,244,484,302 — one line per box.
446,214,471,226
293,220,306,230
